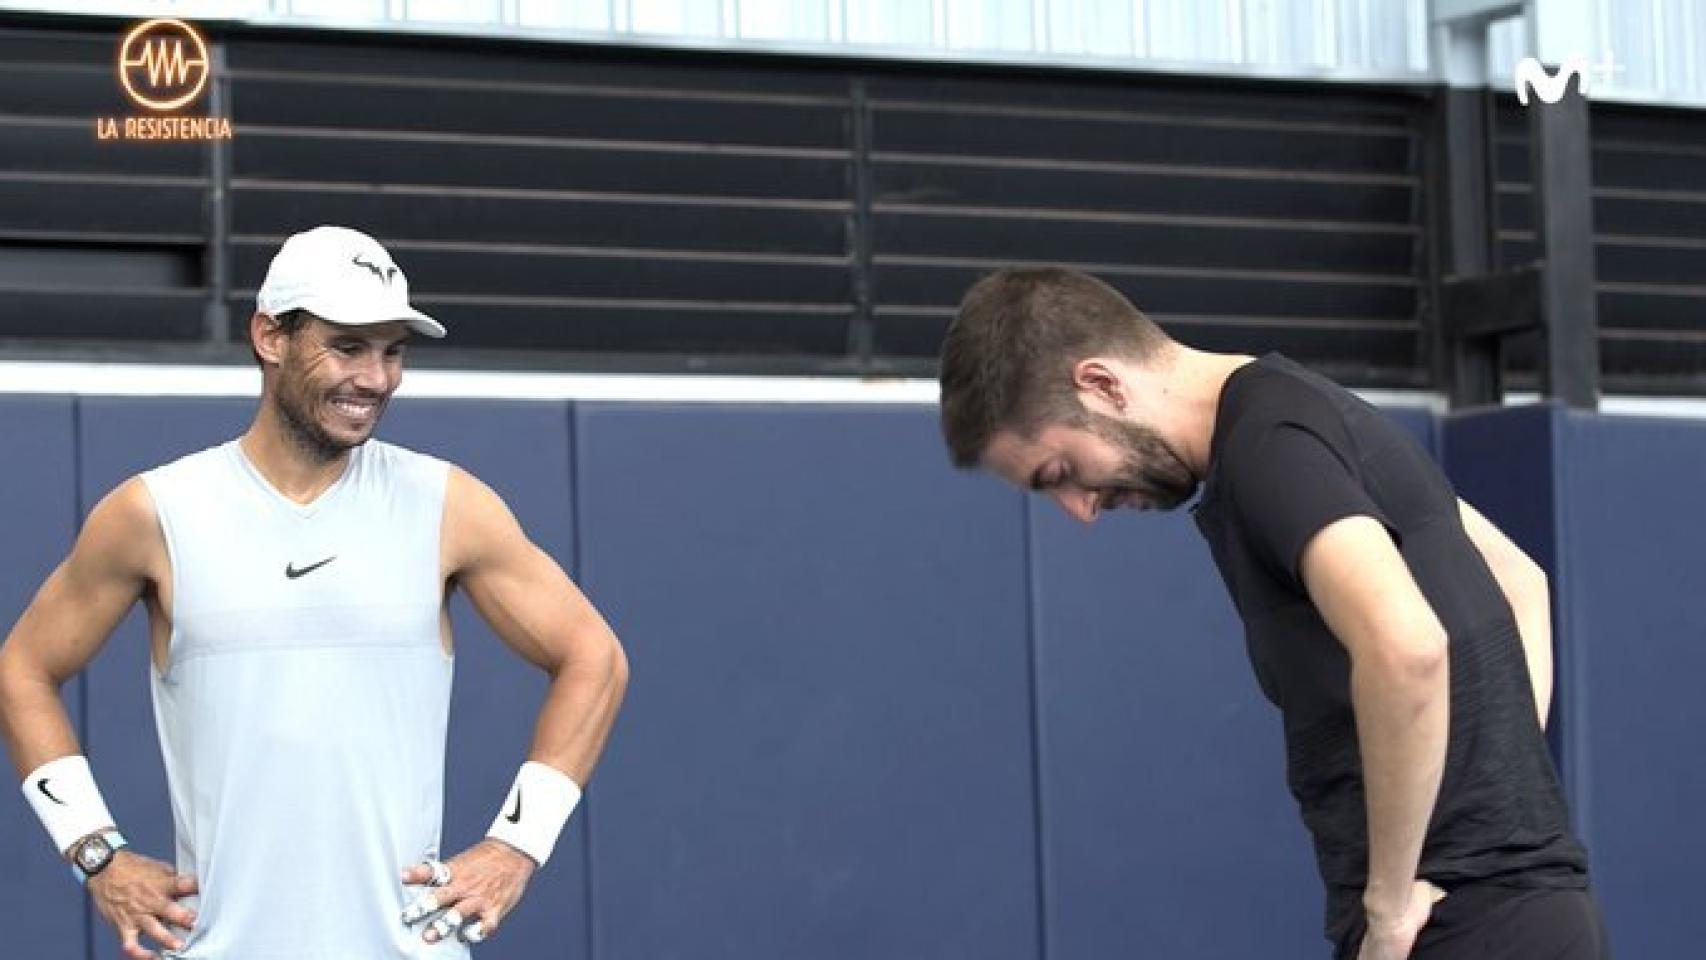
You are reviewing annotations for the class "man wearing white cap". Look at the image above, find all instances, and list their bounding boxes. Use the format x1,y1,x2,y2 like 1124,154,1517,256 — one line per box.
0,225,629,959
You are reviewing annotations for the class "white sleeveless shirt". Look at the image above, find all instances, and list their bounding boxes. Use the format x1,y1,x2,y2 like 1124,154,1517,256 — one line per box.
141,439,467,960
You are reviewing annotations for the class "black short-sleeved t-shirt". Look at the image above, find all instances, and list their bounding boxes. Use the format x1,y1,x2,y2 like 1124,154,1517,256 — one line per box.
1191,354,1588,947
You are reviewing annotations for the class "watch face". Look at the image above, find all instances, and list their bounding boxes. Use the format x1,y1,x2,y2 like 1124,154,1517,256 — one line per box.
77,837,112,873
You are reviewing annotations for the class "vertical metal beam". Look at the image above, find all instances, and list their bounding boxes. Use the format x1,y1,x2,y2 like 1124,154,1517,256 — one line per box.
1434,86,1503,407
203,39,232,345
1429,5,1505,408
1526,73,1601,409
846,78,875,372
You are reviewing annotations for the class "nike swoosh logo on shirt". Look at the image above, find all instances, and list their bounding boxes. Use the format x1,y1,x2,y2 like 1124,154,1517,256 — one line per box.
285,556,336,579
506,788,523,824
36,777,66,805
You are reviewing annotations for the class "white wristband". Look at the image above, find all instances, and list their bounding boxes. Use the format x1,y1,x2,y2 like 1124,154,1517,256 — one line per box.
22,756,118,855
486,761,581,868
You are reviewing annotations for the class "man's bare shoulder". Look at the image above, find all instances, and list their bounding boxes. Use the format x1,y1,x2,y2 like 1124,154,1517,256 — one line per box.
442,465,527,575
72,476,167,584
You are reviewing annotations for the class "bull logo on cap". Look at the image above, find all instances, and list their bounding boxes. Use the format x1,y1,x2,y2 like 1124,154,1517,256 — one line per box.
352,253,398,287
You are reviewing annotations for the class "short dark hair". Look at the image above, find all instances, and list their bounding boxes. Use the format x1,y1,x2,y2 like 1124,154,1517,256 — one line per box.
938,267,1171,468
250,308,314,366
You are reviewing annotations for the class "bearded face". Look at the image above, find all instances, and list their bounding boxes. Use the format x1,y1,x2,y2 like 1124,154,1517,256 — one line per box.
1080,410,1200,512
266,319,407,463
982,410,1201,523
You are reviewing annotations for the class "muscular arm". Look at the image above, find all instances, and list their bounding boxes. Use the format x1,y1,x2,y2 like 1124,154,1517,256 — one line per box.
2,479,201,958
400,469,629,946
443,467,628,785
0,478,160,783
1458,499,1553,728
1300,516,1449,930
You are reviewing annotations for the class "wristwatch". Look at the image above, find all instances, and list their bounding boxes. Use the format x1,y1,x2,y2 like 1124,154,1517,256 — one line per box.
69,829,127,885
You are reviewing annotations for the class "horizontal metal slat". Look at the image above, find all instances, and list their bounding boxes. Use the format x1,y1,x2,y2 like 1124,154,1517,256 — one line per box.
873,262,1414,320
873,159,1413,224
0,179,205,238
0,26,119,66
224,298,853,356
873,212,1415,276
1598,289,1706,332
0,119,206,177
1602,339,1706,391
232,77,848,150
0,63,132,120
230,39,853,101
231,186,849,256
873,107,1412,176
864,74,1419,131
234,133,848,201
229,243,851,304
0,288,206,341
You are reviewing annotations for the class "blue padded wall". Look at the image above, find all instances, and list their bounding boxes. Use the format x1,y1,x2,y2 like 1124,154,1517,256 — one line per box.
1383,406,1437,454
0,396,85,957
1032,507,1322,959
378,399,589,959
574,404,1040,960
1443,405,1560,576
1556,413,1706,957
20,392,1703,959
76,397,252,960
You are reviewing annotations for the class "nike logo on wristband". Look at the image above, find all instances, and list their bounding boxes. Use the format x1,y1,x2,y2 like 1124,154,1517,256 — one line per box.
36,777,66,805
506,789,523,824
285,556,336,579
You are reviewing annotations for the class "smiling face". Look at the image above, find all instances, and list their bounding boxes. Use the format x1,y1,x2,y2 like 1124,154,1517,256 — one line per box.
258,314,409,462
982,409,1200,523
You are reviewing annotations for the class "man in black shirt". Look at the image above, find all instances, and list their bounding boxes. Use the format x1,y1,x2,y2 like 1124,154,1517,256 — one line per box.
937,267,1604,959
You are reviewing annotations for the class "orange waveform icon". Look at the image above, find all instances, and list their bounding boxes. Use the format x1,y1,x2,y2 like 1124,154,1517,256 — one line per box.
117,18,210,112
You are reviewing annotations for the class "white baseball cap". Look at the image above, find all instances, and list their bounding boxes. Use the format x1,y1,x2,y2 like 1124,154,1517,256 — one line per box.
256,225,445,338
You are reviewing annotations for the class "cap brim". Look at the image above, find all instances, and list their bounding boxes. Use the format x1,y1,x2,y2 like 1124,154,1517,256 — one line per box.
397,308,446,339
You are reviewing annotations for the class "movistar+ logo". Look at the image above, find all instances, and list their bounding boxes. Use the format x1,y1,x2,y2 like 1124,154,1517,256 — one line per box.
1514,50,1622,107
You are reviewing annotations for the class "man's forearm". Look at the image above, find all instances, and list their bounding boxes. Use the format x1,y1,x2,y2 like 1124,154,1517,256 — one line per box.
1352,632,1449,922
0,655,118,861
0,653,84,780
525,637,629,785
